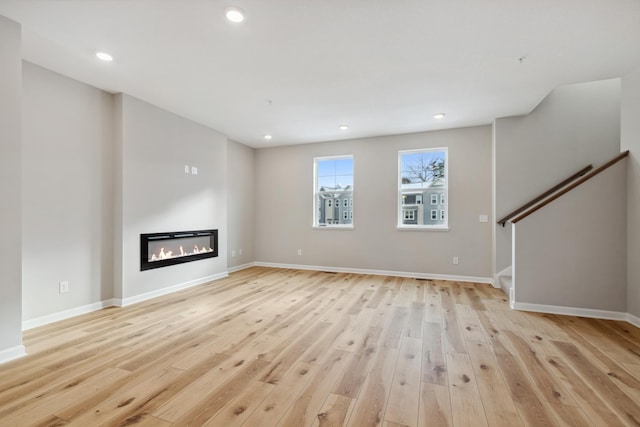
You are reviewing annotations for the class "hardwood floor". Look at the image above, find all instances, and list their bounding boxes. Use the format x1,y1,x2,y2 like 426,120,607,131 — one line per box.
1,266,640,426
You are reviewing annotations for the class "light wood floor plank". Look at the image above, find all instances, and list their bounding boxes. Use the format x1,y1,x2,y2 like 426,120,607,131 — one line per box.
279,350,354,427
418,381,452,427
446,352,488,427
466,341,523,427
385,337,422,427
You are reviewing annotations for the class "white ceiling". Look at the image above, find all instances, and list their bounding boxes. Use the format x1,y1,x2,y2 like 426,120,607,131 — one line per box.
1,0,639,148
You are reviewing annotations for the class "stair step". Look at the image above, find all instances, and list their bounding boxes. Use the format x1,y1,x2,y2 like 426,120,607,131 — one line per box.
498,275,512,296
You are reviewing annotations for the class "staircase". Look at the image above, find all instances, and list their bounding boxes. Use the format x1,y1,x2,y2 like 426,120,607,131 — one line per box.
501,151,629,317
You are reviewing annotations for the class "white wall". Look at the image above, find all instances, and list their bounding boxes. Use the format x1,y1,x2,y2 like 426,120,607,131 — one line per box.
0,15,24,361
494,79,621,274
255,126,493,280
513,161,627,312
114,94,228,301
22,62,114,321
622,65,640,319
227,140,255,269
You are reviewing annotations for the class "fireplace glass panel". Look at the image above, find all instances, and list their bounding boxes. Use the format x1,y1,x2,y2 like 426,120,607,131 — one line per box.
140,229,218,271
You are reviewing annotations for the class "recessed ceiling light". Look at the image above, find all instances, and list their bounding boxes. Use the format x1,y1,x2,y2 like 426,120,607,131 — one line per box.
95,51,113,62
338,124,350,131
433,113,446,120
264,134,272,140
225,7,245,23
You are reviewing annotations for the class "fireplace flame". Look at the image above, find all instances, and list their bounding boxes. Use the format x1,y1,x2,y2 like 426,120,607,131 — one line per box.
149,245,213,262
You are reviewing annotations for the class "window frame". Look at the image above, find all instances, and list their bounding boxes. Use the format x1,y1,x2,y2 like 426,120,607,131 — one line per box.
397,147,449,230
313,155,354,229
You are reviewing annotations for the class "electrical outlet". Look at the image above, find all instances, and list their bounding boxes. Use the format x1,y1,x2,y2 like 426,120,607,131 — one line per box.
479,215,489,223
453,257,459,265
231,250,236,257
298,249,302,256
59,281,69,293
239,249,243,255
191,166,198,175
184,164,190,174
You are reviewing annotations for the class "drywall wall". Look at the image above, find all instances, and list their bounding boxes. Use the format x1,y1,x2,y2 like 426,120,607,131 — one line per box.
227,140,255,269
494,79,621,274
115,94,228,300
255,126,493,280
21,62,115,321
622,65,640,319
0,15,24,361
513,160,627,312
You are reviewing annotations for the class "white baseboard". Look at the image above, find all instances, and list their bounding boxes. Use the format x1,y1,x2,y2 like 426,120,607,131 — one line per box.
254,261,494,285
114,272,229,307
0,345,26,364
512,301,628,322
627,313,640,328
22,299,116,331
228,262,257,273
23,273,229,330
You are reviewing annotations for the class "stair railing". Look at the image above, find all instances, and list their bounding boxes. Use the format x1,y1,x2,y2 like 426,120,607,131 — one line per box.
511,151,629,224
496,165,593,227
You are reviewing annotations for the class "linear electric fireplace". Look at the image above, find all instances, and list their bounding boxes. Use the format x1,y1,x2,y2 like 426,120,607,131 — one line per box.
140,229,218,271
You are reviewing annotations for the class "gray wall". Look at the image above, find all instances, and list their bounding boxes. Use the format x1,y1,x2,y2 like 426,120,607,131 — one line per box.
622,65,640,319
22,62,114,320
494,79,621,274
255,126,493,280
513,161,627,311
115,94,228,300
0,15,23,360
227,140,255,269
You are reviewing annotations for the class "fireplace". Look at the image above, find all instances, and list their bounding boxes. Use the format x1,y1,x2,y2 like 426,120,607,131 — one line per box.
140,229,218,271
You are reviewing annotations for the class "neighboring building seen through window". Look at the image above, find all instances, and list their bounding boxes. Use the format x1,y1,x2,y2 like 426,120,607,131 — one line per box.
399,148,448,228
314,156,354,227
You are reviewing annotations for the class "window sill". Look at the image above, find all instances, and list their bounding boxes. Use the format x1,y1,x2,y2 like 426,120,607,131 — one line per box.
313,225,355,230
396,225,449,232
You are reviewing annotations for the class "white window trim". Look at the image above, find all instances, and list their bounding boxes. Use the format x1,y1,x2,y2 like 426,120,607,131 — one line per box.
313,155,354,229
397,147,449,230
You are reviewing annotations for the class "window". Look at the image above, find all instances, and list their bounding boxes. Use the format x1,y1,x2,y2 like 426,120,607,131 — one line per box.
314,156,354,227
398,148,448,229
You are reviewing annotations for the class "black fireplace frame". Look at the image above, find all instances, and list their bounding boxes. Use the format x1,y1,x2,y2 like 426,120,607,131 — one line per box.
140,229,218,271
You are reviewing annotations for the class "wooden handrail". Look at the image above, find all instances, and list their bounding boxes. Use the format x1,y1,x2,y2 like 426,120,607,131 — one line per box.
496,165,593,227
511,150,629,224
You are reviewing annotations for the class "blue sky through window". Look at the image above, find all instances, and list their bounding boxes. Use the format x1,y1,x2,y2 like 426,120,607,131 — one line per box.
317,157,353,190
